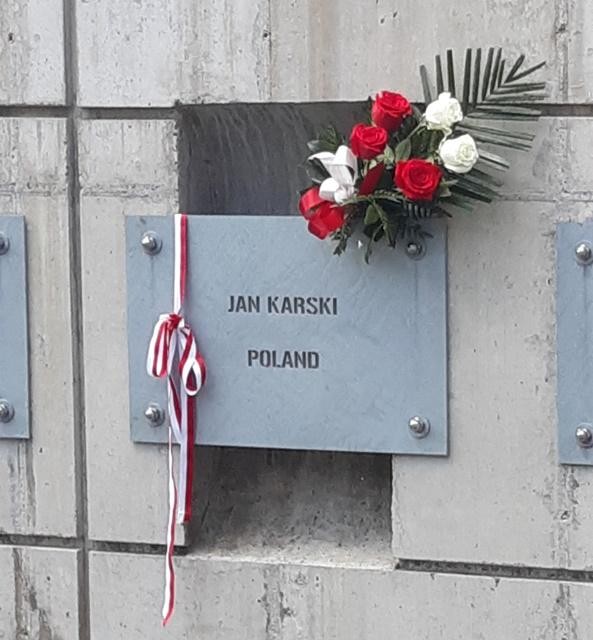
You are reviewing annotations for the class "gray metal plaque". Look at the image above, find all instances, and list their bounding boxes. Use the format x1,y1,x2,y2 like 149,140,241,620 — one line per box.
557,221,593,465
0,216,29,439
126,215,448,455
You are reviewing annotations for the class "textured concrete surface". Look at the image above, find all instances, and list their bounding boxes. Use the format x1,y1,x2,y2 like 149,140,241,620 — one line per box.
0,118,76,537
76,0,270,107
89,551,593,640
0,546,79,639
76,0,557,106
79,120,180,543
567,0,593,101
193,448,391,564
271,0,558,103
0,0,65,104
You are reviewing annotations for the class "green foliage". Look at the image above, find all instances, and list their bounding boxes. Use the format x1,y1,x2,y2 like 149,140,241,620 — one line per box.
306,125,344,155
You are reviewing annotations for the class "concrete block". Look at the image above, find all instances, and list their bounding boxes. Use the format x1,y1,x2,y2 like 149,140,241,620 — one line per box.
76,0,270,107
567,0,593,102
78,120,178,194
0,119,76,537
0,546,79,639
79,120,179,543
392,200,593,568
193,448,391,564
89,551,592,639
0,0,65,104
562,118,593,197
270,0,557,102
82,199,179,544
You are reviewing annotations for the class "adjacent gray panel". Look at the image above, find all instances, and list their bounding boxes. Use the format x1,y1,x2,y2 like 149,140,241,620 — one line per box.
0,216,29,439
557,221,593,465
126,215,447,455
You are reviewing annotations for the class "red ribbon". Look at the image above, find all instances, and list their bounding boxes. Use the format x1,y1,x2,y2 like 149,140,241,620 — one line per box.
146,214,206,625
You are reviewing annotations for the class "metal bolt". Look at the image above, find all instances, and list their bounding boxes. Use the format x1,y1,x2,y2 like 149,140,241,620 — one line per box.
0,233,9,255
144,402,165,427
141,231,162,255
575,424,593,448
405,241,425,260
408,415,430,438
575,241,593,265
0,400,14,423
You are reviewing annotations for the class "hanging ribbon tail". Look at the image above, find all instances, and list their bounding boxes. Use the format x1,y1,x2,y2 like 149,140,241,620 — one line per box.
144,214,207,627
308,145,358,204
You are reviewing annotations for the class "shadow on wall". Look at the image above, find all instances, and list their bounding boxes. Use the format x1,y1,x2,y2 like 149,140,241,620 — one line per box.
178,102,368,215
178,103,392,562
191,446,392,562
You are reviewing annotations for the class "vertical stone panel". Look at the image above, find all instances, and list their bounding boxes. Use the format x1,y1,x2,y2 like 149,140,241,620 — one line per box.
0,0,65,104
0,546,79,639
0,118,76,537
270,0,557,102
76,0,270,107
79,119,180,543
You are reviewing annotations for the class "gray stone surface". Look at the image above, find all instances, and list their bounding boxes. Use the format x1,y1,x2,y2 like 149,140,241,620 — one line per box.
79,120,181,543
271,0,558,103
89,551,593,639
76,0,270,107
76,0,557,106
0,546,79,639
0,119,76,537
0,0,65,104
567,0,593,101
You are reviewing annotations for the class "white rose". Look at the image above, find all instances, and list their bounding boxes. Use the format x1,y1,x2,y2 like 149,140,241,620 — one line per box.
425,92,463,131
439,134,479,174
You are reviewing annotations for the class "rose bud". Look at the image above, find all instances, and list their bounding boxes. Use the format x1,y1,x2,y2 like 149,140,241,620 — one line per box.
371,91,413,133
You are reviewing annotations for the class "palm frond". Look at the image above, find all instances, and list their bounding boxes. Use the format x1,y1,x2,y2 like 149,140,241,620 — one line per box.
420,47,546,116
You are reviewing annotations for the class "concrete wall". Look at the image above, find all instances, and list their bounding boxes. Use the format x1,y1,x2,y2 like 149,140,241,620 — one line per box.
1,1,593,639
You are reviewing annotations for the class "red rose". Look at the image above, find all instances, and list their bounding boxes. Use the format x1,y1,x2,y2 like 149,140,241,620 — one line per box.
394,159,442,201
307,203,345,239
350,124,388,160
298,186,345,239
372,91,413,133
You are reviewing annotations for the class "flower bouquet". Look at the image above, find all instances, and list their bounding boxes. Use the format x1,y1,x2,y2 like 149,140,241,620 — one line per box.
298,48,546,261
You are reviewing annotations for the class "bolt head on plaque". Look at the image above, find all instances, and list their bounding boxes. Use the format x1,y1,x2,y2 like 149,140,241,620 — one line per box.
405,241,425,260
0,400,14,423
575,241,593,265
408,415,430,438
141,231,162,255
144,402,165,427
0,232,9,255
575,424,593,448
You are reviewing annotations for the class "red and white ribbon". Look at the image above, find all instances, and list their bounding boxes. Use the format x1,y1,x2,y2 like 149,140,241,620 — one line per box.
146,214,206,625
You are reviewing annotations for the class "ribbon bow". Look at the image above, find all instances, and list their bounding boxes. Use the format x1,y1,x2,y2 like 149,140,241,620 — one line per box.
145,214,206,626
309,145,358,204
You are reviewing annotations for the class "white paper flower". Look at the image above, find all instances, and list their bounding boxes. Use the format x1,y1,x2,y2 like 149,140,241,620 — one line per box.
425,92,463,132
439,134,479,174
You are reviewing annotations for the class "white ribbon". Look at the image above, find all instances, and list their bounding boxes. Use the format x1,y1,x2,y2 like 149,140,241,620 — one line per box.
309,145,358,204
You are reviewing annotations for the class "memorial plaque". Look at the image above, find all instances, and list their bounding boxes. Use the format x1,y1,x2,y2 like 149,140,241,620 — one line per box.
0,215,29,439
557,221,593,465
126,215,448,455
